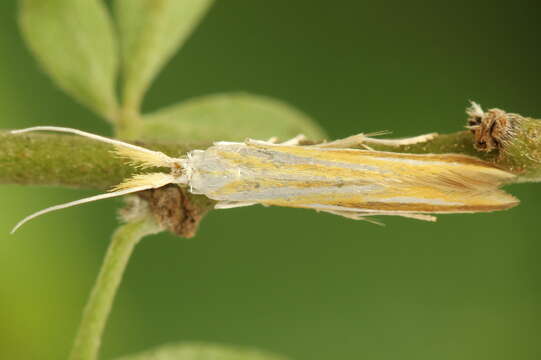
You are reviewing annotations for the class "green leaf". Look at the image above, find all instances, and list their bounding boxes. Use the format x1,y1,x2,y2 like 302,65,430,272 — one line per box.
115,0,214,111
114,342,290,360
141,93,328,143
19,0,119,121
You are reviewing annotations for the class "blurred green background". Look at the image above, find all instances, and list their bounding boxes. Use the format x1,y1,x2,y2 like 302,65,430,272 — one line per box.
1,1,540,359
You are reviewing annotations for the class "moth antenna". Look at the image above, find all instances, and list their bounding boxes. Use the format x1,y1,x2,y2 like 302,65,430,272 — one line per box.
11,173,176,234
11,126,177,168
11,187,148,234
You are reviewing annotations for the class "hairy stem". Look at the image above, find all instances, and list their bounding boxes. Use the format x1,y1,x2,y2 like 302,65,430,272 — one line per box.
0,131,208,189
68,217,161,360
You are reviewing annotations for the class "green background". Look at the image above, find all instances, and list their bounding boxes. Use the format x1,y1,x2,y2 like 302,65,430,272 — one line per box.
1,1,540,359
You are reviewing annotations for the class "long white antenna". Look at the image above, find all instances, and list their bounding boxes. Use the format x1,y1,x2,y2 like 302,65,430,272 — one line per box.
11,126,164,157
9,127,184,233
11,186,154,234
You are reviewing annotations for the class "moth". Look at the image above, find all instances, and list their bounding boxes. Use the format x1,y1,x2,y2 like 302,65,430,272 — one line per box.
10,120,518,233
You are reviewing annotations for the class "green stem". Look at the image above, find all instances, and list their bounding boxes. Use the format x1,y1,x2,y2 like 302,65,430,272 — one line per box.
115,106,144,141
68,217,161,360
0,131,206,189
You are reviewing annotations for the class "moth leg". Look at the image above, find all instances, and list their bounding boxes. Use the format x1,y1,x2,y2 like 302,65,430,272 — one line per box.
307,202,438,223
315,132,438,149
315,133,376,149
214,201,258,209
321,210,385,225
245,134,307,147
363,133,439,147
279,134,307,145
321,209,437,223
395,213,437,222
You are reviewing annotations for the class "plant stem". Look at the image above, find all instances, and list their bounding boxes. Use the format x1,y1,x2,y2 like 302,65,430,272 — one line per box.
68,217,161,360
115,106,144,141
0,131,206,189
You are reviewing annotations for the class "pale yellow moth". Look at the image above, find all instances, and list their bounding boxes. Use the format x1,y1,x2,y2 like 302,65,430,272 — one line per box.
10,120,518,233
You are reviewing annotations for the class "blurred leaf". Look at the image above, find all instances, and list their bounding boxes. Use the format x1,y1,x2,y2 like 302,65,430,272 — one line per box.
115,342,289,360
115,0,214,110
141,93,328,143
19,0,118,121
